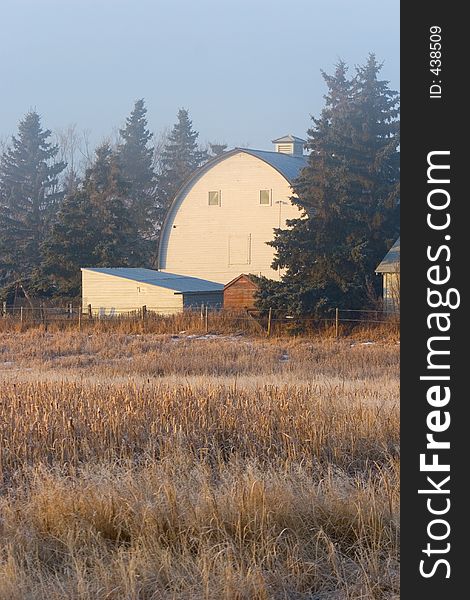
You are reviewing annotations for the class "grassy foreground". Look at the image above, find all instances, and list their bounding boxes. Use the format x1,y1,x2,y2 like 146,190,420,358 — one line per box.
0,330,399,599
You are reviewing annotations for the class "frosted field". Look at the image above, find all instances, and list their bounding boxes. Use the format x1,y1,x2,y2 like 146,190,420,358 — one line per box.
0,330,399,599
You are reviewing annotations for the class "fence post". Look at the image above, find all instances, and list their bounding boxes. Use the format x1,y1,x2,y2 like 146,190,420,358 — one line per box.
2,301,6,318
20,306,24,325
204,305,209,333
267,307,272,337
200,303,204,329
41,304,47,330
141,305,147,332
335,307,339,339
68,303,73,319
78,306,82,332
88,304,92,320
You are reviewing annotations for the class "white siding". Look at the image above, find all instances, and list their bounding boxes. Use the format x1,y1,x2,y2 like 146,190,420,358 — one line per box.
81,270,183,315
383,273,400,312
160,152,302,284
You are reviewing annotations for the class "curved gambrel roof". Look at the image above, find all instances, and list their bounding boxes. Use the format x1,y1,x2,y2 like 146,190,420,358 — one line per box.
157,148,308,268
241,149,308,183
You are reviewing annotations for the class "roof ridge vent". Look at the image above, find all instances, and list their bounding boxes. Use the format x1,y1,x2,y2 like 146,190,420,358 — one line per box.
272,134,306,156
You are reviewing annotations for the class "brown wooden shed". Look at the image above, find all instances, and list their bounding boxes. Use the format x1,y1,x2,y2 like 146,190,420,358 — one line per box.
223,274,259,310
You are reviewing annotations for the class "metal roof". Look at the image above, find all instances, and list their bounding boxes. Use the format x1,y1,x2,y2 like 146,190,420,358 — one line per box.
375,238,400,273
239,148,308,183
81,268,223,293
272,134,306,144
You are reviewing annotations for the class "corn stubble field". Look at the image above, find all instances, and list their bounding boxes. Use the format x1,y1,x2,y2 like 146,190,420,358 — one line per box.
0,320,399,599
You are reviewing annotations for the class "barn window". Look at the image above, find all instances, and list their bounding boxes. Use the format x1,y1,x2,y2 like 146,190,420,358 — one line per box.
208,191,220,206
260,189,270,205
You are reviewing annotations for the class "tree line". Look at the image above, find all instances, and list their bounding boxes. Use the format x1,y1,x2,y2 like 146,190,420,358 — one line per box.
0,54,399,314
0,104,225,301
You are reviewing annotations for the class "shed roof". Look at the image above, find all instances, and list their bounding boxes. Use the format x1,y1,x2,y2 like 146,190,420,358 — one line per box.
375,238,400,273
81,268,223,293
224,273,260,289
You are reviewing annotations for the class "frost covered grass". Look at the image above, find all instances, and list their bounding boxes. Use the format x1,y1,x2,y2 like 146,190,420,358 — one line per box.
0,331,399,599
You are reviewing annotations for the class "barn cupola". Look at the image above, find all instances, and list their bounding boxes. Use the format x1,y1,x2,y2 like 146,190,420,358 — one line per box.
272,134,306,156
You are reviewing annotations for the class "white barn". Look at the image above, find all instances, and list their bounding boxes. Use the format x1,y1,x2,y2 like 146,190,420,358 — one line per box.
158,135,307,284
81,268,223,315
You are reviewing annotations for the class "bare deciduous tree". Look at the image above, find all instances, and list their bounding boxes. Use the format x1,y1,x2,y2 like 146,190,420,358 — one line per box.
152,126,170,177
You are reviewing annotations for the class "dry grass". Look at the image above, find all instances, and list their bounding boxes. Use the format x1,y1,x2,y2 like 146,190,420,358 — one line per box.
0,330,399,599
0,308,399,341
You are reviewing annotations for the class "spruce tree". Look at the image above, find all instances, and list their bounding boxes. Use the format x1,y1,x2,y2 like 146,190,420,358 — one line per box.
258,56,400,315
41,143,140,296
209,142,228,157
40,189,98,296
0,111,66,295
89,144,139,266
155,109,208,223
116,99,156,254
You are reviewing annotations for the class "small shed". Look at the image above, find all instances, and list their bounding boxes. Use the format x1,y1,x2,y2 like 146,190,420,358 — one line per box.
81,268,223,315
375,238,400,311
223,274,259,310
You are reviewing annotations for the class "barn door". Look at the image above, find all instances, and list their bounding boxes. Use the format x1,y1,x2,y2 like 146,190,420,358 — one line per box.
228,234,251,265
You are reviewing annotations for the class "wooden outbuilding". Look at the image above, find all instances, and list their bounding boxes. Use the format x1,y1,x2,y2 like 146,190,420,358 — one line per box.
375,238,400,312
223,274,259,311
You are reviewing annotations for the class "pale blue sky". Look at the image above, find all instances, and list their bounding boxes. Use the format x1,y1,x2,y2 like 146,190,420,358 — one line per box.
0,0,399,150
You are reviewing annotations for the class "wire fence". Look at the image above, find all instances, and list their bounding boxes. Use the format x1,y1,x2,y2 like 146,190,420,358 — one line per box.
0,302,399,338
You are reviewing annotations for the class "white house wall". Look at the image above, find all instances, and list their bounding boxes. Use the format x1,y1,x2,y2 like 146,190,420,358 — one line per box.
383,273,400,312
159,152,302,284
81,270,183,315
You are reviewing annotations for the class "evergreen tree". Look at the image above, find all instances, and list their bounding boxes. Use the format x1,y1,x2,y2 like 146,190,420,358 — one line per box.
89,144,140,266
116,99,156,253
41,143,140,296
40,189,98,296
156,109,208,223
258,56,400,315
209,142,228,157
0,111,66,295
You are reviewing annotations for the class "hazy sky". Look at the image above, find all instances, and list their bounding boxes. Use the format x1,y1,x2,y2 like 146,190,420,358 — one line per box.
1,0,399,151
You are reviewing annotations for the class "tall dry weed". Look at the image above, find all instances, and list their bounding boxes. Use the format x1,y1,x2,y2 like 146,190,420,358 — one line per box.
0,331,399,599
